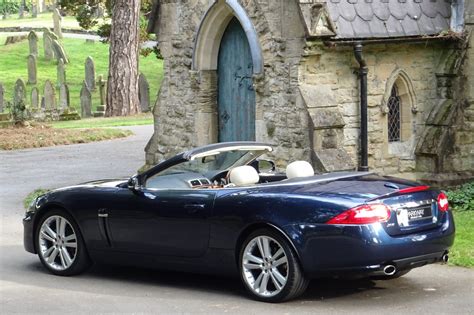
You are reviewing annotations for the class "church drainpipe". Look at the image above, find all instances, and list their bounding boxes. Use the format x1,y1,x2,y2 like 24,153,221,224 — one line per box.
354,42,369,172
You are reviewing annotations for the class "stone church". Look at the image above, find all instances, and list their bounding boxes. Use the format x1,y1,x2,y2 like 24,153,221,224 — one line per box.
146,0,474,185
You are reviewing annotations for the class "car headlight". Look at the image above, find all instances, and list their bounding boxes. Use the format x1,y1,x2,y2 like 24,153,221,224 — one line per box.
26,196,40,214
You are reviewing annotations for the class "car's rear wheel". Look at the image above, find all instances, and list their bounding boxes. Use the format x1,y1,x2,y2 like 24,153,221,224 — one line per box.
36,209,91,276
239,229,308,302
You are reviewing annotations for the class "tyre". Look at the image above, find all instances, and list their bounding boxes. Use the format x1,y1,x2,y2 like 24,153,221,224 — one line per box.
36,209,91,276
239,228,308,302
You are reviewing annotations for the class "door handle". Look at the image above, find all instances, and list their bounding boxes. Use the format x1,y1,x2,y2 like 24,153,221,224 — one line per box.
184,203,206,214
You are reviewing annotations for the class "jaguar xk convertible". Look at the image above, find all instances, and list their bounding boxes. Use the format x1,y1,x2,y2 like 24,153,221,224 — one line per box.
24,142,455,302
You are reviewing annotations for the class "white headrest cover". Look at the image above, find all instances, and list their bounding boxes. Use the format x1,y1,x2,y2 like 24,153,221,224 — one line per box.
229,166,260,186
286,161,315,179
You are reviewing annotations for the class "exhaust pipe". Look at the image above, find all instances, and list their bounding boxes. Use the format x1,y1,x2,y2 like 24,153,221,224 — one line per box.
383,265,397,276
442,253,449,263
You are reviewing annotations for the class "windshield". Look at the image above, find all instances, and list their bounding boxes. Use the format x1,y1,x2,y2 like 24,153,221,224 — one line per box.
158,149,267,176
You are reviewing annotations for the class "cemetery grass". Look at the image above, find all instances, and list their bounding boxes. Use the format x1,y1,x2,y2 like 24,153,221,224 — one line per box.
52,113,153,129
0,12,105,30
0,37,163,112
0,124,132,150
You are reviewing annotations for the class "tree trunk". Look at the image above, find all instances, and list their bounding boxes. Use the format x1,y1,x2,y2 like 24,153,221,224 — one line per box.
106,0,141,116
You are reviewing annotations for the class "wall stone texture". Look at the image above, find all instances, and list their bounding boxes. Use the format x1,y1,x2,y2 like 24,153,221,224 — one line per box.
146,0,474,184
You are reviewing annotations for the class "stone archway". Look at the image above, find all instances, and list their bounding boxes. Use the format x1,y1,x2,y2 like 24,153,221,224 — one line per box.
192,0,263,74
191,0,263,145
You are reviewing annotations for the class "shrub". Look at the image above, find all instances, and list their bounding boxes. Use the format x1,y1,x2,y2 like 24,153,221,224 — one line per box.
447,181,474,211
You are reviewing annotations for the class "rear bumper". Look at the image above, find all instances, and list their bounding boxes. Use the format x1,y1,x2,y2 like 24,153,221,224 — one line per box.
285,212,455,278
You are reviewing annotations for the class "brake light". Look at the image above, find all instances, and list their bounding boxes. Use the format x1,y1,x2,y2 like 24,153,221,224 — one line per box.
437,192,449,212
397,185,430,194
326,204,391,225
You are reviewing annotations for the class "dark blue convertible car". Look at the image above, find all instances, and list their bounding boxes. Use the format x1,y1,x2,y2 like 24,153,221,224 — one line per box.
24,142,455,302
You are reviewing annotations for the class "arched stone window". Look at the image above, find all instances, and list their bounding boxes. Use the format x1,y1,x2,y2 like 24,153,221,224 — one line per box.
387,85,401,142
381,69,418,156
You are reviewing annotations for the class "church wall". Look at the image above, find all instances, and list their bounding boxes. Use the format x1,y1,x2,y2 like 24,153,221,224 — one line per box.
300,41,473,180
146,0,314,169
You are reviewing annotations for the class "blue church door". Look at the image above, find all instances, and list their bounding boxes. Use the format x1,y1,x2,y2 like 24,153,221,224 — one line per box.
218,17,256,142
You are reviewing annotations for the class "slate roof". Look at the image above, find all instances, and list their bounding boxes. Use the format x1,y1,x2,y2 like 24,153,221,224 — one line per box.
324,0,452,39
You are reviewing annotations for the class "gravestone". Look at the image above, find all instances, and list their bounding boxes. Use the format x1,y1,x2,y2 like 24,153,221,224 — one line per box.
5,35,27,45
57,58,66,88
51,39,69,64
43,28,54,60
41,97,45,109
28,31,39,56
13,79,27,108
27,55,37,85
138,73,150,112
43,80,56,110
19,3,25,18
98,75,106,106
0,83,4,113
31,87,39,109
53,8,63,39
59,84,70,109
85,56,96,91
80,81,92,118
32,3,38,18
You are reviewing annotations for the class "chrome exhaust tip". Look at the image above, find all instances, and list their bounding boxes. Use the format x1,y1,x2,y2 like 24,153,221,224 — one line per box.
383,265,397,276
442,254,449,263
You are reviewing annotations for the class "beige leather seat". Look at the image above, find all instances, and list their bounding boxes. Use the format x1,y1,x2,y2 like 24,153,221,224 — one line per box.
229,165,260,186
286,161,315,179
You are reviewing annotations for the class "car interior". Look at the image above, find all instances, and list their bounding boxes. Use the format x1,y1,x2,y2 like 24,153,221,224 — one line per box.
145,160,315,190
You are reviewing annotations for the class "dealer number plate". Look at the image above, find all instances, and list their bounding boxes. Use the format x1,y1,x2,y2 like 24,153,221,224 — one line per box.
396,205,432,227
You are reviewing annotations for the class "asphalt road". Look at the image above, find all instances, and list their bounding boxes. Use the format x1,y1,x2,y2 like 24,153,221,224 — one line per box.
1,125,473,314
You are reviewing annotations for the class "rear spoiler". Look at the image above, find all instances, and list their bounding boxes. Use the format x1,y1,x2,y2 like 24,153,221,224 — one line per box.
367,185,430,202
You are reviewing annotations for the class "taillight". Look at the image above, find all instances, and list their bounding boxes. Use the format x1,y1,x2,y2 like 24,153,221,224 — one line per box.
326,204,391,225
437,192,449,212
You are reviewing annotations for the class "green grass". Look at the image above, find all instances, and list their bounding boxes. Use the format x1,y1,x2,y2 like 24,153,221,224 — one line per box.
449,210,474,268
24,188,50,209
0,12,107,30
0,36,163,113
52,113,153,128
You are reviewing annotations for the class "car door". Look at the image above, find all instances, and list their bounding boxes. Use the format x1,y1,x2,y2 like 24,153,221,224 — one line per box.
104,187,215,258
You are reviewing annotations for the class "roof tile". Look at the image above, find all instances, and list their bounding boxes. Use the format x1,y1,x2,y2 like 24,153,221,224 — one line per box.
351,16,372,37
327,3,341,22
432,12,449,32
435,0,452,18
388,0,408,20
405,1,423,20
368,16,389,37
337,1,358,22
420,0,439,18
372,2,391,21
400,14,421,36
317,0,452,40
385,15,405,37
336,16,356,38
354,1,374,21
417,13,437,34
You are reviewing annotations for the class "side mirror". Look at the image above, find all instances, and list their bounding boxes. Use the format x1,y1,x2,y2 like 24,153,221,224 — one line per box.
127,176,141,191
257,159,276,173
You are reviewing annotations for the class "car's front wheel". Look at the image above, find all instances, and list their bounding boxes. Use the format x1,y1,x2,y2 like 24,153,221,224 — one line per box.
36,209,91,276
239,229,308,302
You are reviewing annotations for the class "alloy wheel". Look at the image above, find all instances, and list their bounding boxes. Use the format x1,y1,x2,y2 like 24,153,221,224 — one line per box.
38,215,77,271
241,235,289,298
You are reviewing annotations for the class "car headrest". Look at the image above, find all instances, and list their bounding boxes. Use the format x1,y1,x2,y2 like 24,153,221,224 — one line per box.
286,161,315,179
229,166,260,187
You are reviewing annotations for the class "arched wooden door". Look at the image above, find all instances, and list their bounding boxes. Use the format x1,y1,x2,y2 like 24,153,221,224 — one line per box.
218,17,256,142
